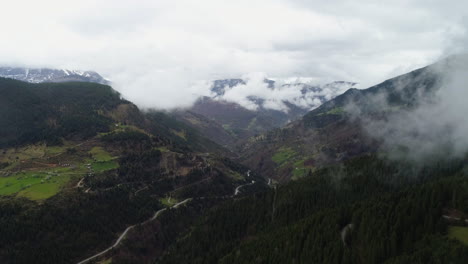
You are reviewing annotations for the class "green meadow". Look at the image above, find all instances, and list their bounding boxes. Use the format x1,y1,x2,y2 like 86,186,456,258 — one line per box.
92,160,119,172
448,226,468,246
271,147,297,166
89,147,114,161
0,170,74,200
89,147,119,172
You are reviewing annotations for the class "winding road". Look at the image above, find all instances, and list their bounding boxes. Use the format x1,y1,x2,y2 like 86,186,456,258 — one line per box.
76,198,192,264
234,180,255,196
442,215,468,223
78,170,260,263
75,177,85,188
340,223,353,245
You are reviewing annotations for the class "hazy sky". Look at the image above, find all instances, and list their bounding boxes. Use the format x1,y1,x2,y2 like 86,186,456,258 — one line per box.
1,0,467,109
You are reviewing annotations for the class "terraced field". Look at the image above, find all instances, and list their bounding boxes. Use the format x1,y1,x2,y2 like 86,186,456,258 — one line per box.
89,147,119,172
0,168,76,200
0,142,119,201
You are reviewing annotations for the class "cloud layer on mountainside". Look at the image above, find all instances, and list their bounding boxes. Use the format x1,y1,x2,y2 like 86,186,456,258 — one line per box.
346,55,468,163
215,73,354,112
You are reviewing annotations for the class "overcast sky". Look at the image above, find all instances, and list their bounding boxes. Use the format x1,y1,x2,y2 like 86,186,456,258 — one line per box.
1,0,467,109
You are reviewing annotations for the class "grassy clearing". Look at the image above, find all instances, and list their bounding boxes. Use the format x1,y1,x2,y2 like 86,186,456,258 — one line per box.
0,169,75,200
448,226,468,246
0,143,78,164
160,197,178,207
97,259,112,264
185,116,202,126
101,123,150,137
222,124,238,137
18,174,71,200
45,145,66,155
89,147,114,162
0,172,44,196
292,167,312,180
317,107,345,116
92,160,119,172
272,147,297,165
291,158,315,180
228,171,245,181
0,144,46,163
292,159,308,180
171,129,187,140
0,142,118,200
247,117,258,130
155,146,170,153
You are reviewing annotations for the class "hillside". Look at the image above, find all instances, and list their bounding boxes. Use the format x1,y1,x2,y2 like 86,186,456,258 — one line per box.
151,154,468,264
238,58,450,182
56,57,466,264
1,57,467,264
0,78,124,147
174,79,356,149
0,78,262,263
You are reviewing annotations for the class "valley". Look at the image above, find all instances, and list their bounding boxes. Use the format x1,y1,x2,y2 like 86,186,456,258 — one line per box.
3,1,468,263
0,56,467,264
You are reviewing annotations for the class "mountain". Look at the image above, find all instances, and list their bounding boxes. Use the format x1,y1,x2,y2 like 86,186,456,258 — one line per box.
0,77,264,263
0,78,121,147
171,110,238,147
1,57,468,264
105,57,468,264
0,67,109,84
238,57,459,182
152,155,468,264
174,79,356,148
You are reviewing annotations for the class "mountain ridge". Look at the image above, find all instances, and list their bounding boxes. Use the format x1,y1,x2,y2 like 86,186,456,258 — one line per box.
174,78,357,149
0,67,109,85
238,59,452,182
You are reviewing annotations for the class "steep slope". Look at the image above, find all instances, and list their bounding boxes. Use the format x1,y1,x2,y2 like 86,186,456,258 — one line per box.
0,78,260,263
114,154,468,264
2,57,467,264
102,57,468,264
0,78,123,147
0,77,228,155
239,59,453,182
176,79,356,148
188,97,278,141
171,110,238,147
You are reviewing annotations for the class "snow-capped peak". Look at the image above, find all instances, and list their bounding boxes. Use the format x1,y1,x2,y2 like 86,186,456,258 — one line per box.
0,67,110,85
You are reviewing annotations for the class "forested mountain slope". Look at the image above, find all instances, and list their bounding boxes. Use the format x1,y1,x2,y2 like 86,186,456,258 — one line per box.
97,58,468,264
0,78,261,263
113,155,468,264
1,56,467,264
239,57,452,182
173,79,356,149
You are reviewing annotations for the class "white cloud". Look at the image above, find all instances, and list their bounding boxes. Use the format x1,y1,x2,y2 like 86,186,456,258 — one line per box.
1,0,467,109
343,54,468,163
213,72,354,112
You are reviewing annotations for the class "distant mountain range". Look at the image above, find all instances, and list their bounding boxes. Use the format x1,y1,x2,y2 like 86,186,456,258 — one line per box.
0,65,358,150
209,78,357,112
0,67,109,84
174,78,357,148
238,56,468,182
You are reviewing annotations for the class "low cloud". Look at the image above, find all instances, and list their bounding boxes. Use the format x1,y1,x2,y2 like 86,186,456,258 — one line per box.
348,55,468,163
1,0,468,109
217,72,354,112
